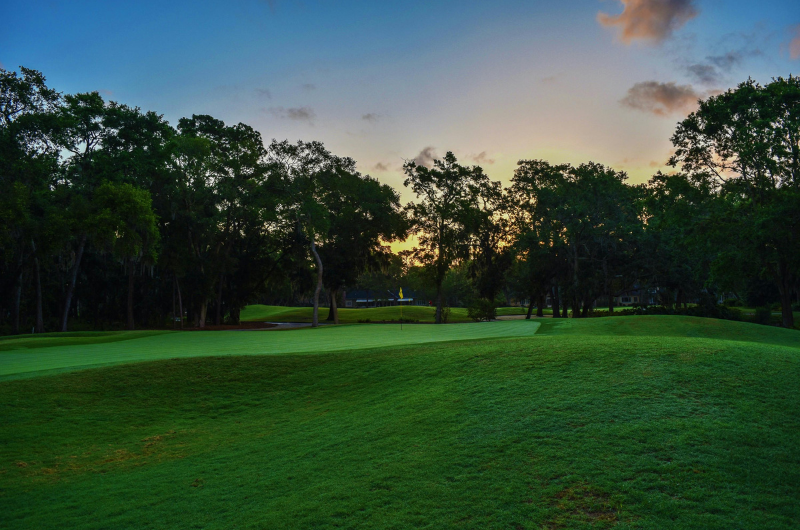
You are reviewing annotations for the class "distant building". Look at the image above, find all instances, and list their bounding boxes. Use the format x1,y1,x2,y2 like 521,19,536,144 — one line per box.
342,289,427,308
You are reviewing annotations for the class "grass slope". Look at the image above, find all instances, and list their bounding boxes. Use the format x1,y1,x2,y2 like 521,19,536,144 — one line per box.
240,304,527,323
1,317,799,529
0,330,172,352
0,321,540,380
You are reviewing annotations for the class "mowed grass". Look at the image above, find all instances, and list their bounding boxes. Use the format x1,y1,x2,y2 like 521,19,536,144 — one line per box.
240,304,527,323
0,330,173,352
1,316,799,529
0,321,540,380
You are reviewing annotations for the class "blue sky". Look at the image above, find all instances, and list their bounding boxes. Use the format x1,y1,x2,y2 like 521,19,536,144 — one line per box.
3,0,799,203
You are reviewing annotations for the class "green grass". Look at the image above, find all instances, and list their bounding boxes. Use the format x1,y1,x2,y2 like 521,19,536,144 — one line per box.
0,330,173,352
0,321,540,380
1,316,799,529
240,304,527,323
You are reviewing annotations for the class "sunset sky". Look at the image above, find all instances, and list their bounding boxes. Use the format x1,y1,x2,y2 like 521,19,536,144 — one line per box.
4,0,799,199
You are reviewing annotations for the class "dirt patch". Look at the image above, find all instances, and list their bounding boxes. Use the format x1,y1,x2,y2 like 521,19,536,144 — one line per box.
543,483,620,529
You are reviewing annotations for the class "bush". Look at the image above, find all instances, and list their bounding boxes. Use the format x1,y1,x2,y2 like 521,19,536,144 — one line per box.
753,306,773,325
467,298,497,322
604,304,742,321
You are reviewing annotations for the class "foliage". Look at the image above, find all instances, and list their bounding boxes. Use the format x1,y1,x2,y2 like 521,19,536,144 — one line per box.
403,151,494,323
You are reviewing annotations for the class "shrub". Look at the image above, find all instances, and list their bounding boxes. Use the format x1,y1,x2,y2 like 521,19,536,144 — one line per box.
467,298,497,322
603,304,742,322
753,306,773,325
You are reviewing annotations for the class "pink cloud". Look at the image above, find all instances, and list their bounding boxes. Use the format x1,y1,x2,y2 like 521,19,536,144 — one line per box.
598,0,698,44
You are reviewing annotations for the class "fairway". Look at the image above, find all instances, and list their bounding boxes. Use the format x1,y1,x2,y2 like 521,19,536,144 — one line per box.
2,316,800,529
0,320,540,379
240,304,527,323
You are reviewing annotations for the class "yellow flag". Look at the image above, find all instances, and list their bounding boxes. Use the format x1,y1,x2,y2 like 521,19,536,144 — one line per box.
399,287,404,299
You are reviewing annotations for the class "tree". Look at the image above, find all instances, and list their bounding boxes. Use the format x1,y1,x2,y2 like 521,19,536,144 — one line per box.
0,66,61,333
670,76,800,328
403,152,492,323
266,140,357,327
510,160,641,318
318,168,407,324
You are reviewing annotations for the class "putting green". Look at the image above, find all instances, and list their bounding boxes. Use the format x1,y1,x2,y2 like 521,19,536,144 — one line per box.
0,320,540,379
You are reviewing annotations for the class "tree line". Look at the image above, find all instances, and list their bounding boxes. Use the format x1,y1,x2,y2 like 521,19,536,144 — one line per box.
1,67,798,333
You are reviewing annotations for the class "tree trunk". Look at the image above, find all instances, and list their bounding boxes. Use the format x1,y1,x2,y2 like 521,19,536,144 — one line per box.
172,275,176,329
126,259,135,330
12,268,23,335
331,289,339,325
526,293,534,320
777,262,795,329
199,301,208,328
581,299,590,318
60,234,87,332
551,285,560,318
435,282,443,324
215,271,224,325
310,239,323,328
537,294,544,317
33,245,44,333
176,277,184,330
326,290,335,321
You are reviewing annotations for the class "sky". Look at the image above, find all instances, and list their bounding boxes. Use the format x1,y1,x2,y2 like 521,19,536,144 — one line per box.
3,0,799,202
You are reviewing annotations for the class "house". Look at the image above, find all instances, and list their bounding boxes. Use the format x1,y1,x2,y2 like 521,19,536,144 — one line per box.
342,289,427,308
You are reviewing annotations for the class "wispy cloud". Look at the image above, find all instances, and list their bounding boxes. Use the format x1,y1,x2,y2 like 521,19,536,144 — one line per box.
301,83,316,91
362,113,380,122
411,146,437,168
471,151,495,165
268,106,315,123
541,75,557,85
790,25,800,60
620,81,706,116
373,162,390,171
255,88,272,99
686,64,718,84
598,0,698,44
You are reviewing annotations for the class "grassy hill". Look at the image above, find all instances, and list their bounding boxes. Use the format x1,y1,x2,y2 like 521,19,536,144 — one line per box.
0,321,540,380
1,316,799,528
240,304,527,323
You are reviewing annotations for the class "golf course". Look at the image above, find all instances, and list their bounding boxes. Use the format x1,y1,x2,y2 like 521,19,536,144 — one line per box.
2,315,799,529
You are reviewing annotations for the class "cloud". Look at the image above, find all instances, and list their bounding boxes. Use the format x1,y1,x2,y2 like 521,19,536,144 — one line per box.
541,75,557,85
255,88,272,99
362,113,380,122
598,0,698,44
620,81,704,116
301,83,316,91
685,50,746,85
373,162,390,171
790,25,800,60
471,151,495,165
268,106,315,123
686,64,718,84
707,51,743,70
411,146,437,168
